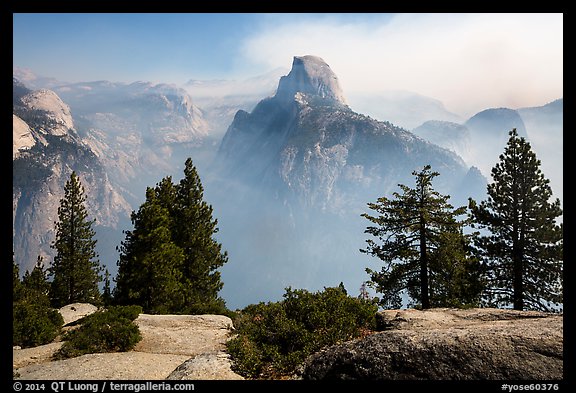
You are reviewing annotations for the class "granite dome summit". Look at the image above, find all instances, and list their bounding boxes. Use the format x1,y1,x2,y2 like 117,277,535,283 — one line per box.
275,55,347,106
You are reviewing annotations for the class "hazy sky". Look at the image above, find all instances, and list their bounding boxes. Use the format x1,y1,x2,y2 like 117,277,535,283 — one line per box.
13,13,562,117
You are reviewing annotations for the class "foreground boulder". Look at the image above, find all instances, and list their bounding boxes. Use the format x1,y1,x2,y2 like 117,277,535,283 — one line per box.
167,352,244,380
58,303,98,326
299,308,562,380
133,314,233,356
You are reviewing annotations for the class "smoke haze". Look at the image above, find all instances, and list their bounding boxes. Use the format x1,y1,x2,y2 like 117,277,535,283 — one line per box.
240,13,562,118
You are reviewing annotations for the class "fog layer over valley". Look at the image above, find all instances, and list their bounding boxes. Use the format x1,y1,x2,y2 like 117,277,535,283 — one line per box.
13,58,562,309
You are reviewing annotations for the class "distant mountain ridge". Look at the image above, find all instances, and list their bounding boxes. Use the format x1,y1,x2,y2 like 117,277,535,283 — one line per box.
348,90,463,130
412,120,472,167
412,100,562,203
517,99,563,201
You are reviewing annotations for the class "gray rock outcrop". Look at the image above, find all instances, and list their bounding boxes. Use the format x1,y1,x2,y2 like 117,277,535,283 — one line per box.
133,314,234,356
13,114,35,159
59,303,99,326
14,352,191,380
14,312,243,380
167,352,244,380
299,308,563,380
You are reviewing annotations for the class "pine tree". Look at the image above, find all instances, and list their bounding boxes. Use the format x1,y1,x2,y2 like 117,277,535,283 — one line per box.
115,158,229,314
49,171,102,307
174,158,228,314
115,186,185,314
102,269,113,306
361,165,481,309
428,229,484,308
469,129,563,311
13,254,24,302
22,256,52,306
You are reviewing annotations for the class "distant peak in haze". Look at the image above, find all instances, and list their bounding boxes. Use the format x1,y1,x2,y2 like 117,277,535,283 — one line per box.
275,55,347,105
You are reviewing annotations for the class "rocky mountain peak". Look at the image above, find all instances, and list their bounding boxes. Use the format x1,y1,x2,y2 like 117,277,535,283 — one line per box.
19,88,75,135
465,107,528,139
275,55,347,106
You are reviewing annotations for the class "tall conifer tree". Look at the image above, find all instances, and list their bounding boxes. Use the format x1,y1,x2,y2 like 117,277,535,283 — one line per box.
115,158,228,314
469,129,563,311
362,165,481,309
115,185,185,313
49,172,102,307
174,158,228,313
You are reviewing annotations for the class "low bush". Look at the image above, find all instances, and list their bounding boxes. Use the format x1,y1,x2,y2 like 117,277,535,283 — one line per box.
54,305,143,359
185,297,237,319
226,285,378,379
13,302,64,348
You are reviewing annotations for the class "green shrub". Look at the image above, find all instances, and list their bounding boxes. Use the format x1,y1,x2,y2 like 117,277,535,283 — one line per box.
54,305,142,359
226,285,378,379
101,305,143,321
13,302,64,348
185,297,237,319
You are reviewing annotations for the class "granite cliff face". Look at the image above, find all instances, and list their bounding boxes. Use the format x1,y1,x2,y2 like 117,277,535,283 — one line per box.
299,308,563,380
12,79,131,273
13,114,35,159
18,88,74,136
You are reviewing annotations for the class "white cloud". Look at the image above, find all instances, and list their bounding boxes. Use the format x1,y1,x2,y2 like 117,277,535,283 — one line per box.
239,13,563,117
